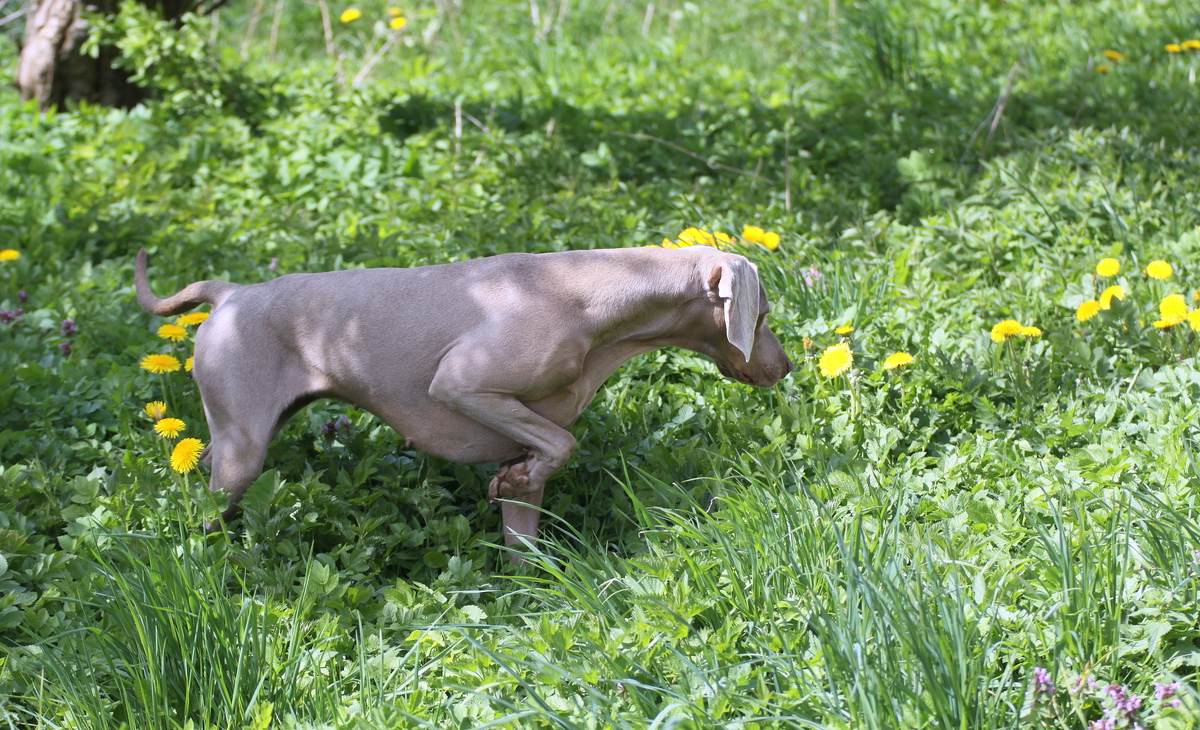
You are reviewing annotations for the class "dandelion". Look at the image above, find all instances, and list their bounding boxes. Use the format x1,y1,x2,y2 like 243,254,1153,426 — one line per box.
0,249,18,262
157,324,189,342
1099,285,1126,309
154,418,186,438
883,352,913,370
835,325,855,335
819,343,853,377
340,8,361,22
1076,301,1101,322
144,401,168,421
170,438,205,473
802,336,813,350
1159,294,1188,324
387,6,402,15
1096,258,1120,277
1189,310,1200,332
1146,260,1173,280
1097,64,1110,73
743,225,765,243
140,354,182,373
1102,50,1124,61
991,319,1024,342
1167,43,1183,53
676,227,732,248
185,356,194,372
1153,318,1179,329
176,312,209,327
1019,326,1042,337
390,15,407,29
1184,39,1200,51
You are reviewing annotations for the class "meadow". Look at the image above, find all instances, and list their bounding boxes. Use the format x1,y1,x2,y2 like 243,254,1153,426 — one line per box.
3,0,1200,726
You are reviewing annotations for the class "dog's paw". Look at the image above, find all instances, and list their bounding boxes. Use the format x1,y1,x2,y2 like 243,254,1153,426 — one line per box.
488,462,533,502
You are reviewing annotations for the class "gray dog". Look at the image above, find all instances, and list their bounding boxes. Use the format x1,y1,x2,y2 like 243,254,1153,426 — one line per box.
136,246,792,561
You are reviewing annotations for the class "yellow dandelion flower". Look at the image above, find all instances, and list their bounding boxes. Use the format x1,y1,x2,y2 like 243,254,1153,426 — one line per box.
760,231,781,251
990,319,1024,342
387,6,403,15
1167,43,1183,53
1097,64,1111,73
1160,294,1188,323
154,418,186,438
1076,301,1101,322
835,325,855,335
140,354,182,374
818,343,853,378
0,249,19,262
170,438,205,473
1153,318,1179,329
389,15,407,29
882,352,913,370
1189,310,1200,332
714,232,732,246
802,336,813,350
1102,50,1124,61
144,401,168,421
742,225,765,244
1099,285,1126,309
1183,40,1200,51
176,312,209,327
1096,258,1120,277
1146,260,1173,280
185,356,194,372
1019,326,1042,337
340,8,361,22
157,324,189,342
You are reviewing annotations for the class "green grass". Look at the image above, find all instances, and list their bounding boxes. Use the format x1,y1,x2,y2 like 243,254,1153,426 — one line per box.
4,0,1200,727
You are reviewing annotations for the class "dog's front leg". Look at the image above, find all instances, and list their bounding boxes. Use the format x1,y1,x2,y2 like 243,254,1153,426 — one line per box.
428,357,577,564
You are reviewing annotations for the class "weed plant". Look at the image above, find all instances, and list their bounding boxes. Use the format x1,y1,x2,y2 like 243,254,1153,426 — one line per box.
4,0,1200,727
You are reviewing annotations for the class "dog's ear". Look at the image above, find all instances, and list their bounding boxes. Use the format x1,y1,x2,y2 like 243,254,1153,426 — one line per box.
707,256,759,360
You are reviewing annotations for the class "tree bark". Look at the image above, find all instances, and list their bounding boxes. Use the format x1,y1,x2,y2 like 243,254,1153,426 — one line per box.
16,0,145,109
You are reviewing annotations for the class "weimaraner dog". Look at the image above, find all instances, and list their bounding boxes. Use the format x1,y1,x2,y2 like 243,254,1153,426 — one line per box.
135,246,792,561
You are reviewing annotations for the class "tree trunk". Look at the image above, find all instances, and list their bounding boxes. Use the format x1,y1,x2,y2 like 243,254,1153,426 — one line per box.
16,0,144,109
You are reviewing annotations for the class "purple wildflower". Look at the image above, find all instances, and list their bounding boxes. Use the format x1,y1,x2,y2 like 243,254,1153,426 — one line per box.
59,342,72,356
17,291,27,304
1032,667,1056,695
1155,681,1183,708
321,415,351,439
796,266,824,290
0,308,23,324
60,317,77,338
268,257,279,272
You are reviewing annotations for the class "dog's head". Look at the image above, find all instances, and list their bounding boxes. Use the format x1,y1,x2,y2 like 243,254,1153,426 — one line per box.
687,250,793,387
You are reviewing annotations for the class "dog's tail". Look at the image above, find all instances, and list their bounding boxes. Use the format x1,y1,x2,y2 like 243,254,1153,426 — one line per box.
135,249,240,316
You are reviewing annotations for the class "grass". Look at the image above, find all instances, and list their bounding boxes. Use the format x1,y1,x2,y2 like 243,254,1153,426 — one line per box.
3,0,1200,727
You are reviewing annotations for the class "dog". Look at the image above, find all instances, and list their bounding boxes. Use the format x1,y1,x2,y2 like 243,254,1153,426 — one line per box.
135,246,792,562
